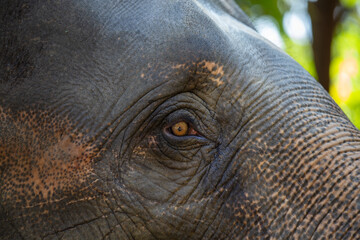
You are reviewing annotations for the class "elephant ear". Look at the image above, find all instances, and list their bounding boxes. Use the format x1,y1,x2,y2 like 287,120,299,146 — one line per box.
214,0,255,29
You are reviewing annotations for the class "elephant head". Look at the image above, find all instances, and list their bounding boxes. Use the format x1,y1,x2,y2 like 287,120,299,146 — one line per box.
1,0,359,239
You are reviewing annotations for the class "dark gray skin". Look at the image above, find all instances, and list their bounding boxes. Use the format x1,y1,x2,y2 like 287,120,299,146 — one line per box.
1,0,360,239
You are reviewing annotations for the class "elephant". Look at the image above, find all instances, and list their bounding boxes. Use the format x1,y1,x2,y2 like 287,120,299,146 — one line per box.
1,0,360,239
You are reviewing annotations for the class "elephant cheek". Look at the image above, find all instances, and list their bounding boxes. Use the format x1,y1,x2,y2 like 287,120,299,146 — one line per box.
0,106,100,208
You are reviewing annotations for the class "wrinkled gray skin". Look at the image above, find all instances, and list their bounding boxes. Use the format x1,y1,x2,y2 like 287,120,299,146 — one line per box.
1,0,360,239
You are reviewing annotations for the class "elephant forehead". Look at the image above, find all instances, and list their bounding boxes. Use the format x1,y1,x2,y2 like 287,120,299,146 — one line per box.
0,107,100,208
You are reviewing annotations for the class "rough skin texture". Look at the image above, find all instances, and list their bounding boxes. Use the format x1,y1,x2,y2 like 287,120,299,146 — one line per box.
1,0,359,239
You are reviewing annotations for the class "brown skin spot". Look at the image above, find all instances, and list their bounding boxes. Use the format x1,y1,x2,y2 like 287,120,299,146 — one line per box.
198,60,225,86
172,61,224,81
172,63,187,69
171,60,225,90
0,106,100,208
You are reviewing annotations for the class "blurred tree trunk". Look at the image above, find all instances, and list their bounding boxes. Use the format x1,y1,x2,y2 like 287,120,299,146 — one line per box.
308,0,342,92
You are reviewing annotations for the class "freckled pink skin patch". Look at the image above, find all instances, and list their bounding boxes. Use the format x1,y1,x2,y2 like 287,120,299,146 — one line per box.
0,106,100,208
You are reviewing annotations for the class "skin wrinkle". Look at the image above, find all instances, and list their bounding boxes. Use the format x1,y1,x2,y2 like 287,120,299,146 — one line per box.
249,105,301,146
287,159,354,237
98,198,118,238
264,119,327,178
332,173,360,218
133,202,165,240
117,83,201,157
239,78,269,113
41,213,112,239
347,208,360,239
204,177,240,239
137,150,193,186
138,170,177,199
48,91,78,113
166,205,202,228
212,61,233,105
164,152,204,202
109,191,141,236
156,143,204,170
103,198,131,240
193,198,219,238
226,99,272,147
284,135,340,187
73,63,105,98
255,93,306,123
295,135,354,191
199,200,227,239
149,147,187,172
96,80,170,141
284,163,340,232
213,195,237,239
48,200,93,238
326,184,360,239
186,93,215,121
97,102,158,164
230,74,252,107
111,198,142,239
352,228,360,239
248,102,327,139
249,112,358,236
232,82,277,124
169,166,204,203
95,204,109,236
268,160,325,234
176,185,212,233
1,203,26,240
195,180,242,239
290,159,359,237
211,148,242,192
310,181,360,239
108,65,168,124
112,176,160,234
226,197,261,239
178,162,207,205
214,144,249,191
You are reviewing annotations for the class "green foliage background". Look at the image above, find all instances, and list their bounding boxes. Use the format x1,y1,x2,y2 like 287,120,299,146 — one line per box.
236,0,360,129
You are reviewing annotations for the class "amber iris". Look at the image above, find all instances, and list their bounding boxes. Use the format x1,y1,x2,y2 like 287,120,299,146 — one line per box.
171,121,188,136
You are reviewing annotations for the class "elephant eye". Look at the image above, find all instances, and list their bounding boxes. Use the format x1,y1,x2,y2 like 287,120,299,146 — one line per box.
169,121,199,137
